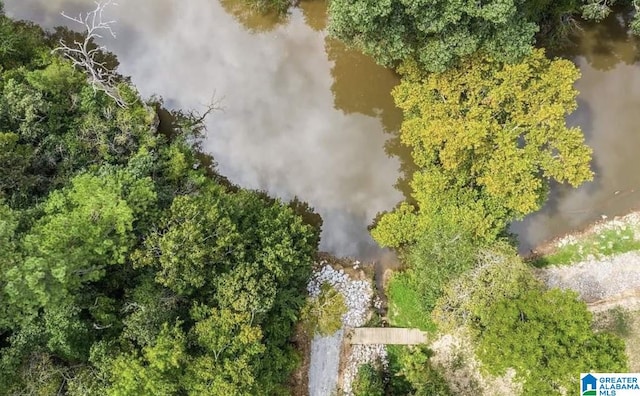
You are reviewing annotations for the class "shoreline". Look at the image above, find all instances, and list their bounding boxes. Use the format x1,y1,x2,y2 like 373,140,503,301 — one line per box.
524,210,640,261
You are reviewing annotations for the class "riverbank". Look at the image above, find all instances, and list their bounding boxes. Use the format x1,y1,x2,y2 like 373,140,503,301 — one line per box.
528,211,640,267
296,210,640,396
292,257,387,396
530,211,640,371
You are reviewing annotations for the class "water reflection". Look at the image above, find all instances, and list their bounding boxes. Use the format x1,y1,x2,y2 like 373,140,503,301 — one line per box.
12,1,639,259
555,10,640,70
5,0,404,259
300,0,326,32
383,134,418,202
513,13,640,250
325,37,402,133
219,0,288,33
323,35,413,201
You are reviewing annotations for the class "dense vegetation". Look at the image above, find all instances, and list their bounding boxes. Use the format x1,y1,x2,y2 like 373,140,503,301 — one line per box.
333,0,632,393
328,0,539,73
434,245,627,393
582,0,640,33
1,0,636,394
300,283,347,337
352,364,385,396
0,8,319,395
372,49,592,248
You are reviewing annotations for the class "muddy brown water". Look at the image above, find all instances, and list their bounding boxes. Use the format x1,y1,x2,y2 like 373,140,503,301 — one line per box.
6,1,640,260
512,14,640,252
5,0,403,261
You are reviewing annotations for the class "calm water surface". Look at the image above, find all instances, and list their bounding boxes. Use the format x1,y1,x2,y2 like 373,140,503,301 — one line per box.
512,15,640,251
5,1,640,256
5,0,403,259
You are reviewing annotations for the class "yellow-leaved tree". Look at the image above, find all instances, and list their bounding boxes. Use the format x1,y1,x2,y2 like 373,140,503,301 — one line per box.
373,49,593,247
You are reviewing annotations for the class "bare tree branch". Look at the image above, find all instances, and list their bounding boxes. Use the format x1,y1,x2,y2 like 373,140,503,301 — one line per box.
53,1,128,107
185,92,224,128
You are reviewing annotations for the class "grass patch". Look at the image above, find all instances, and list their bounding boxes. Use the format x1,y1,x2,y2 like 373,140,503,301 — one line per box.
532,226,640,267
386,345,415,395
593,308,640,371
387,272,436,332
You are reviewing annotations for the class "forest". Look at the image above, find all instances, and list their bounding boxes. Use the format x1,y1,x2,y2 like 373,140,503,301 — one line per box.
0,0,638,395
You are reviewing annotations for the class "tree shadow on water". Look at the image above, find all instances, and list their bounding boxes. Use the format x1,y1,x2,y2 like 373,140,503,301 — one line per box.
218,0,289,34
325,37,403,134
324,36,419,203
299,0,327,32
383,133,417,203
552,7,640,71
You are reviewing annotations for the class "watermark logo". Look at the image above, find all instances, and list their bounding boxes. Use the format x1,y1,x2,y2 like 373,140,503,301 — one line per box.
582,373,598,396
581,373,640,395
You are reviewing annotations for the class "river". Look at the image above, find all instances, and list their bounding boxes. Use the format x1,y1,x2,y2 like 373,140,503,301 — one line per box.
511,14,640,252
5,1,640,258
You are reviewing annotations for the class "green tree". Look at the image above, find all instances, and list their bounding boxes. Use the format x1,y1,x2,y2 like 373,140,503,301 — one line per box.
0,9,320,395
4,352,66,396
384,220,477,331
478,288,627,393
397,347,452,396
300,282,347,336
0,201,21,330
120,278,181,347
581,0,640,34
434,246,628,394
184,305,266,395
328,0,538,72
0,56,157,204
108,323,187,396
404,224,476,314
3,173,136,316
372,49,592,248
133,180,243,296
133,176,317,393
0,318,48,392
352,364,385,396
0,15,47,70
433,242,535,332
41,302,90,361
0,132,39,205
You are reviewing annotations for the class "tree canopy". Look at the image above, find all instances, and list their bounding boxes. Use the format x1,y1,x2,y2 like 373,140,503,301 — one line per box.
372,49,592,248
0,10,320,395
434,246,628,394
582,0,640,34
0,2,632,395
327,0,539,72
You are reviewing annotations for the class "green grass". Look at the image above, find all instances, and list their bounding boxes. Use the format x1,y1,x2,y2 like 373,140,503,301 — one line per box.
387,272,436,332
593,308,640,371
386,345,415,394
532,226,640,267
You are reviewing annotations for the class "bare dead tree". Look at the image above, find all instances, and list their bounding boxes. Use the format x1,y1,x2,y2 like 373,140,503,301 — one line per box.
53,1,128,107
179,92,224,133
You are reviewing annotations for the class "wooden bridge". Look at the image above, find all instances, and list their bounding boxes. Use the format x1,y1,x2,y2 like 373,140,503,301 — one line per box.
346,328,428,345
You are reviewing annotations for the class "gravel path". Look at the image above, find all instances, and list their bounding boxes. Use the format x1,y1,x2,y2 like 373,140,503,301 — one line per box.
307,264,376,396
537,250,640,303
309,330,344,396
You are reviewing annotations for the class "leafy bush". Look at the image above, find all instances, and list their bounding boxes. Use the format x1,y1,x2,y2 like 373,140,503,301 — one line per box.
435,245,628,394
387,346,452,396
0,10,320,395
328,0,538,72
352,364,384,396
300,282,347,336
